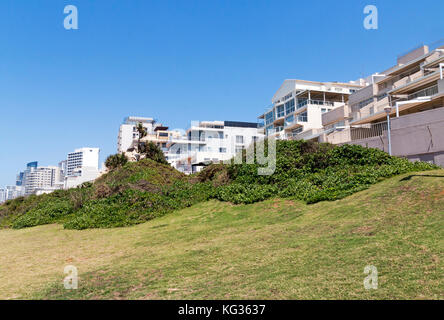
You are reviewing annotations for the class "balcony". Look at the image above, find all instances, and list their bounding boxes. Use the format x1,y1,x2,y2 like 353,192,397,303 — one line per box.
350,121,388,141
392,70,425,89
297,99,334,110
322,105,349,126
407,85,438,100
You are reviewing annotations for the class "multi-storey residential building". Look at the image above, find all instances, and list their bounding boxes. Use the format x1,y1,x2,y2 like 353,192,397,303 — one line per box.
0,188,6,203
258,79,364,140
118,116,158,153
318,43,444,166
5,186,20,200
118,116,182,162
23,166,62,196
66,148,100,177
167,120,262,174
64,148,100,189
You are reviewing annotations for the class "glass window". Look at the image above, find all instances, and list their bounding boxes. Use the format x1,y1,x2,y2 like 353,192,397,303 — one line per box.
265,111,274,125
285,99,295,114
236,135,244,144
285,115,294,127
276,105,285,118
297,111,308,122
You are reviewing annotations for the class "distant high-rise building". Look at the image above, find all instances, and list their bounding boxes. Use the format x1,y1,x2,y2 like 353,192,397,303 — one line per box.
66,148,100,177
64,148,100,189
24,166,62,196
0,188,6,203
16,172,24,186
5,185,22,200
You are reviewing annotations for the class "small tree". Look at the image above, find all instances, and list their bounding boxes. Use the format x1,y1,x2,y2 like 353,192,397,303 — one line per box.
105,153,128,170
143,141,169,165
136,122,147,152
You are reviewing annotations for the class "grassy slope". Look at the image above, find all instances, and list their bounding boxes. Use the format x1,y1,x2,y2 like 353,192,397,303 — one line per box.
0,170,442,300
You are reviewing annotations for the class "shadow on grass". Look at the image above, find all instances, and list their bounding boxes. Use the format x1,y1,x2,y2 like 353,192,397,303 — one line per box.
400,174,444,181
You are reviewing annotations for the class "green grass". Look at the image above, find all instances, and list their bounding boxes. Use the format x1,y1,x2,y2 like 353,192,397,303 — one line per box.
0,170,442,299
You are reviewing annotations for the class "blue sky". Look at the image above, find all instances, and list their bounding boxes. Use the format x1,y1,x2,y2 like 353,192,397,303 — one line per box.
0,0,443,186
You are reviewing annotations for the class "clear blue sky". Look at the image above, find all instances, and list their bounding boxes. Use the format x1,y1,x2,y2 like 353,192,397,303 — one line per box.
0,0,443,186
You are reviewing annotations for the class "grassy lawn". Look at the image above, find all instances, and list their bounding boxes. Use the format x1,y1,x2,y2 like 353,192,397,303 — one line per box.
0,170,443,299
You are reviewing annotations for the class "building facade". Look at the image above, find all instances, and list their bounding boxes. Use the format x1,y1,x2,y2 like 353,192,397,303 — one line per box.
0,188,6,203
167,120,262,174
304,43,444,167
258,79,364,140
23,166,62,196
64,148,100,189
118,116,157,153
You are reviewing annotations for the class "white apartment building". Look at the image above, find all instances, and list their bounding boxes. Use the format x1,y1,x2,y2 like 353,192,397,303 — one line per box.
0,188,6,203
64,147,100,189
258,79,364,140
118,116,158,153
66,148,100,177
23,166,62,196
318,43,444,167
167,120,263,174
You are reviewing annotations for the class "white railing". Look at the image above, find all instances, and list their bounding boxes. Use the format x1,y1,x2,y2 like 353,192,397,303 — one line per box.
297,99,334,109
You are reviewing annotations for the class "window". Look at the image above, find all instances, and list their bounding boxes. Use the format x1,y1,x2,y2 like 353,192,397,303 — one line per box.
265,111,274,125
285,99,295,114
235,146,244,153
219,147,227,153
321,108,327,113
236,135,244,144
285,115,294,127
377,93,388,101
297,111,308,122
276,105,285,118
359,97,374,109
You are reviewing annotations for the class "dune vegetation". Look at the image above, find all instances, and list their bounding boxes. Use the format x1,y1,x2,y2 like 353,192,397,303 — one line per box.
0,141,438,230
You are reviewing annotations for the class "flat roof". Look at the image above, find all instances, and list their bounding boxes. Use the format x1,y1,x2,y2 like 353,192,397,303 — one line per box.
224,121,258,128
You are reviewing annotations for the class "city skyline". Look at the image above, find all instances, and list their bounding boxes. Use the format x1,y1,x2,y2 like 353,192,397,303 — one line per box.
1,0,444,186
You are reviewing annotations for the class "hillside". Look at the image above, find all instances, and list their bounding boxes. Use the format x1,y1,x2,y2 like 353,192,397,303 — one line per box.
0,170,442,299
0,141,438,230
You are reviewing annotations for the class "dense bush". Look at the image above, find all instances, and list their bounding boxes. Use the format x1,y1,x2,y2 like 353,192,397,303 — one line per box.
211,141,438,205
0,141,438,230
140,141,169,165
105,153,128,170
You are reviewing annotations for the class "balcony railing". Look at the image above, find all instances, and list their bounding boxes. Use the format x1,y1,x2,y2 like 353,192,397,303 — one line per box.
407,85,438,100
350,121,388,141
297,99,334,109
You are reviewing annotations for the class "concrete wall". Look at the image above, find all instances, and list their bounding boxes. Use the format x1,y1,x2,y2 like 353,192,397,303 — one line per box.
397,45,429,65
345,106,444,167
322,105,348,126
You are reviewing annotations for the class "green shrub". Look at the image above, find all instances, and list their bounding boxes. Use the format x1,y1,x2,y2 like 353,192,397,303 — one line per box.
2,141,438,230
